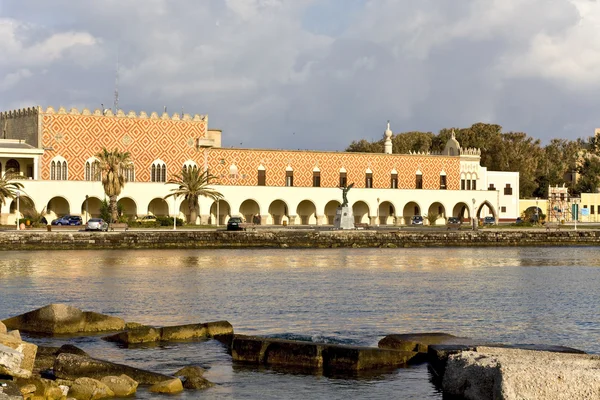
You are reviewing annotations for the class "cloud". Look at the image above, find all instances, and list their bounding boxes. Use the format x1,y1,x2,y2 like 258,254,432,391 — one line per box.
0,0,599,150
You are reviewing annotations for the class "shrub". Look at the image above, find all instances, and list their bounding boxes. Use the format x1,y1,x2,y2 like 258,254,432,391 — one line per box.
156,216,183,226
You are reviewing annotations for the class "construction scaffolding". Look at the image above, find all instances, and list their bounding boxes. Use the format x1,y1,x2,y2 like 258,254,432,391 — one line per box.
547,185,578,223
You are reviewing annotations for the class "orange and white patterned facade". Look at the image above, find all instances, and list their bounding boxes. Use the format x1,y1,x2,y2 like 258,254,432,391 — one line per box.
0,106,520,225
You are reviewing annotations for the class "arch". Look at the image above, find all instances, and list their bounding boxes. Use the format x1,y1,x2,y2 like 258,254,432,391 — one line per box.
50,156,68,180
151,159,167,182
378,201,395,225
81,197,103,221
452,202,471,223
148,198,169,216
85,157,101,181
46,196,70,220
239,199,260,223
183,160,198,174
6,159,20,174
117,197,137,217
402,201,421,225
9,196,35,217
352,201,370,224
427,202,446,225
476,200,497,221
210,199,231,225
268,199,289,225
229,164,239,179
179,199,200,224
325,200,341,225
296,200,317,225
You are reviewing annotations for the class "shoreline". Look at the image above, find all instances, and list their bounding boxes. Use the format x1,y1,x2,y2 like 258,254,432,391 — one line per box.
1,229,599,250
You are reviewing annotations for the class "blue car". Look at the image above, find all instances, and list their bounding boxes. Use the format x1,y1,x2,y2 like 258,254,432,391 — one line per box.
51,215,83,226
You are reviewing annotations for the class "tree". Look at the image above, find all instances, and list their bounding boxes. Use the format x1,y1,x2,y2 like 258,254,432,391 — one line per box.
96,148,132,223
574,155,600,195
0,170,24,214
165,168,223,225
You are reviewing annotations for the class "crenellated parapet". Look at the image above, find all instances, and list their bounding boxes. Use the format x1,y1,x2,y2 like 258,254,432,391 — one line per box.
42,106,207,122
408,150,431,156
460,147,481,156
0,106,40,119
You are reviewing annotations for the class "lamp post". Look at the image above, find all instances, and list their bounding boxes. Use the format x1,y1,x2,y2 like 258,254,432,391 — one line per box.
173,196,177,230
574,198,579,231
16,190,20,230
376,197,380,227
472,198,476,230
535,197,539,225
85,195,89,224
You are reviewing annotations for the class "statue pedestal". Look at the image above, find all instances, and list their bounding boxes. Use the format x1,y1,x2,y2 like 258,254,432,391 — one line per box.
333,206,354,230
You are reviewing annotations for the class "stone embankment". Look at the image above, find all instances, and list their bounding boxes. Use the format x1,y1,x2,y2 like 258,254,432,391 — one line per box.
1,229,600,250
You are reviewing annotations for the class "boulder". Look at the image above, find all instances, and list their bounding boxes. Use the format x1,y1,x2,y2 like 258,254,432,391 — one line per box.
0,333,38,374
1,304,125,335
378,333,471,353
443,346,600,400
68,377,114,400
54,353,173,385
102,326,160,345
160,320,233,342
149,378,183,394
0,322,6,335
174,366,214,390
14,377,64,399
0,380,22,400
5,332,20,341
0,343,29,379
100,375,138,397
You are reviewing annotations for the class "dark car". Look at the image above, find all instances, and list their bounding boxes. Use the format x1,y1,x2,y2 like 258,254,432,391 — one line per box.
483,216,495,225
227,217,245,231
51,215,83,226
446,217,461,230
411,215,424,225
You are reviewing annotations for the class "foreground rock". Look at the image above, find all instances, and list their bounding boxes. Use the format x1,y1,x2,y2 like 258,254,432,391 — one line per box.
68,377,114,400
34,344,88,374
149,378,183,394
443,346,600,400
13,377,66,399
54,353,173,384
0,343,29,379
232,335,416,372
174,366,214,390
100,375,138,396
0,332,38,377
103,320,233,345
2,304,125,335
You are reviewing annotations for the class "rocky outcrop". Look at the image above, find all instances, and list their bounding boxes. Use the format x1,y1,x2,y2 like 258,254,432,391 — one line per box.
13,377,66,400
103,320,233,345
442,346,600,400
0,343,29,379
231,335,416,372
2,304,125,335
149,378,184,394
379,333,472,353
174,366,214,390
0,332,37,378
68,377,114,400
0,322,6,335
100,375,138,397
34,344,88,374
53,353,173,385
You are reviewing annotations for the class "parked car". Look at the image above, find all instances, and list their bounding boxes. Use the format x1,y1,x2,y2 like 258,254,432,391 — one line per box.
227,217,245,231
483,216,496,225
515,217,524,224
51,215,82,226
411,215,424,225
139,215,157,223
446,217,461,229
86,218,108,232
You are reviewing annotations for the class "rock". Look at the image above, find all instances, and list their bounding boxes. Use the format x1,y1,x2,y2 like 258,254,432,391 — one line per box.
161,320,234,342
100,375,138,397
14,377,63,398
68,377,114,400
379,333,470,353
0,322,6,335
102,326,160,345
231,335,416,372
149,378,183,394
0,343,29,379
5,332,20,341
124,322,144,330
54,353,173,385
1,304,125,335
0,333,38,375
0,380,22,400
442,346,600,400
174,366,214,390
19,383,37,396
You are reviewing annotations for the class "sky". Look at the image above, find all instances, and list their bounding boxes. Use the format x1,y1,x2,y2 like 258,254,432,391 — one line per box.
1,0,599,150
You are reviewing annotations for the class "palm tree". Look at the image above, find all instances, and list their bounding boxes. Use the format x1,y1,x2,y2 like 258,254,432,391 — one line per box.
165,167,223,225
96,148,132,223
0,170,24,214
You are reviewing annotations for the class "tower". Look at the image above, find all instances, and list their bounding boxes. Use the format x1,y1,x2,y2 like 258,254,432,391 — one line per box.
384,121,393,154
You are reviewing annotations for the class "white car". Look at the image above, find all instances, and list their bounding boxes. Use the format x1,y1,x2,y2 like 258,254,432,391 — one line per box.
86,218,108,231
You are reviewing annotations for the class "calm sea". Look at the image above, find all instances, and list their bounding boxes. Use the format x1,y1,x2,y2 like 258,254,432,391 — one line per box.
1,247,600,399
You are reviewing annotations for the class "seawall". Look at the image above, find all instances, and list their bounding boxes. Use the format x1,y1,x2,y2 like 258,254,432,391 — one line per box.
0,230,599,251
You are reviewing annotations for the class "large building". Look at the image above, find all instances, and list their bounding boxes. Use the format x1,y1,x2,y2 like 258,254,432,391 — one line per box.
0,106,519,226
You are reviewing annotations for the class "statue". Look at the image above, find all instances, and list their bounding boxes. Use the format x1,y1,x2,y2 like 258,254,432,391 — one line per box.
340,183,354,207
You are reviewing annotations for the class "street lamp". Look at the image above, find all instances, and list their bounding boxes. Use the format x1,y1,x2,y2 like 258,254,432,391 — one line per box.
472,198,476,230
574,198,579,231
16,190,20,230
216,200,220,227
376,197,380,227
535,197,539,225
85,195,89,224
173,196,177,230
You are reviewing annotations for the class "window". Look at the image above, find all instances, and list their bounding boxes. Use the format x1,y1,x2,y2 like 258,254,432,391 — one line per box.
488,184,496,190
6,159,20,174
415,172,423,189
151,161,167,182
472,180,477,190
50,157,67,180
592,205,595,215
121,164,135,182
339,171,347,187
85,158,101,181
504,184,513,196
440,175,447,190
286,169,294,187
467,180,471,190
258,169,266,186
461,179,466,190
501,206,506,212
229,164,238,179
183,161,198,174
313,170,321,187
365,172,373,188
391,173,398,189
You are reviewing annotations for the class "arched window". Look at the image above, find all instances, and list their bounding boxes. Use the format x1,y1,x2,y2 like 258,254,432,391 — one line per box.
285,166,293,187
415,170,423,189
440,171,447,190
365,168,373,188
6,159,20,174
85,157,101,181
151,160,167,182
258,164,266,186
183,160,198,174
390,169,398,189
229,164,239,179
50,156,67,180
121,163,135,182
339,167,347,187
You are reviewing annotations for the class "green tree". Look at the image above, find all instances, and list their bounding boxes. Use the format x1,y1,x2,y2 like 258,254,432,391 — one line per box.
574,155,600,195
96,148,132,223
346,139,383,153
165,168,223,225
0,170,24,214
